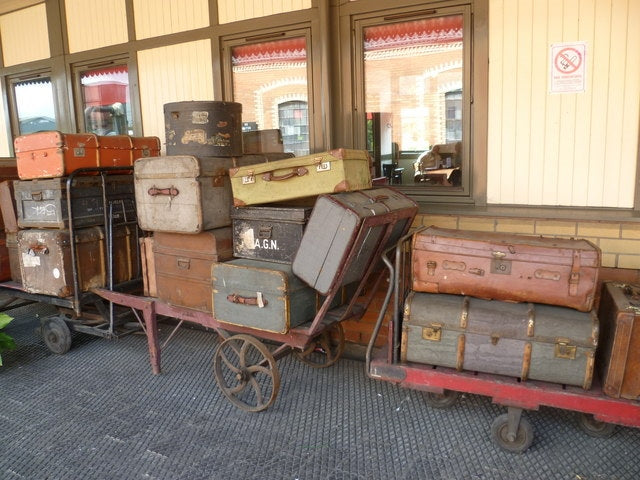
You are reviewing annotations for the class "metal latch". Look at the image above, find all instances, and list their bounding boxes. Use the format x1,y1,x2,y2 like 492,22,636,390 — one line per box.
555,339,577,359
422,324,442,341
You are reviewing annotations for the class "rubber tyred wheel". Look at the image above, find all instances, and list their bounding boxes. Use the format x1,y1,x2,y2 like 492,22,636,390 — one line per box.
41,316,72,354
490,413,534,453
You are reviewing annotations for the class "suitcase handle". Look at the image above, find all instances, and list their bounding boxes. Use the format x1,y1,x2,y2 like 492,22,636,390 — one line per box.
27,244,49,256
226,293,268,308
148,186,179,197
262,167,308,182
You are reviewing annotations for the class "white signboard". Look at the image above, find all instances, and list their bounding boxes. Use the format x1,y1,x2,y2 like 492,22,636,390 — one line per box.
550,42,587,93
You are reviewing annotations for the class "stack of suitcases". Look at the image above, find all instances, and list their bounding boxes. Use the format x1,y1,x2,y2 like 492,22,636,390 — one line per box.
4,131,160,297
136,100,419,335
402,226,602,389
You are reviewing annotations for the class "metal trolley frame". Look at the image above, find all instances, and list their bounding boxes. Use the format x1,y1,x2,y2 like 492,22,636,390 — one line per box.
0,167,142,353
92,204,414,412
366,227,640,453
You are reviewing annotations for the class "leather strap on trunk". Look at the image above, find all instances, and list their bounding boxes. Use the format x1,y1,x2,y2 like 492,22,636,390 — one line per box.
569,250,581,296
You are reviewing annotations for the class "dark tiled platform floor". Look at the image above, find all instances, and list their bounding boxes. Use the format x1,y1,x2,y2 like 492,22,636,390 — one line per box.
1,301,639,480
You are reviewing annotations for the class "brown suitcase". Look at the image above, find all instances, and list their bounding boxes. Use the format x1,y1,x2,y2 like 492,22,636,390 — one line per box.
0,231,11,281
97,135,134,167
18,227,106,297
6,231,20,283
139,236,157,297
597,282,640,400
401,291,599,389
14,131,101,180
242,129,284,154
153,228,233,312
412,227,600,312
131,136,161,161
0,180,18,232
111,224,139,285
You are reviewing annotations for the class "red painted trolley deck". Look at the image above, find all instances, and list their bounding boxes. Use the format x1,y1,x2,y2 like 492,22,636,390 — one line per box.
365,228,640,452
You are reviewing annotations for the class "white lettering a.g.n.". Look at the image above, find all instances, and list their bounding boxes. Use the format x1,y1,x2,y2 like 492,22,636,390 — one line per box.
253,239,279,250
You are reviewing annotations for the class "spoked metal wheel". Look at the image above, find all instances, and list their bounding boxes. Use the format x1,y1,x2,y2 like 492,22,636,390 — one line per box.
490,410,534,453
213,334,280,412
423,390,460,409
295,323,345,368
41,315,72,354
577,413,616,438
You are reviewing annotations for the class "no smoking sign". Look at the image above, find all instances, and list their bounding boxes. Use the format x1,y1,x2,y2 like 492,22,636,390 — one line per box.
550,42,587,93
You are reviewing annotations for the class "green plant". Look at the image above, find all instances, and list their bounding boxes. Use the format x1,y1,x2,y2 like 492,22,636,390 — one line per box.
0,313,16,366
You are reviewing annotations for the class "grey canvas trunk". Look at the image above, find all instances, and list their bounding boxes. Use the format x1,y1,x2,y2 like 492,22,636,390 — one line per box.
212,258,317,334
401,291,598,389
292,187,417,295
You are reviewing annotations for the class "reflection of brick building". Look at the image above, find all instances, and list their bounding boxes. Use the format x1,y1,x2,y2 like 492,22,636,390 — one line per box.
232,38,310,155
364,17,463,153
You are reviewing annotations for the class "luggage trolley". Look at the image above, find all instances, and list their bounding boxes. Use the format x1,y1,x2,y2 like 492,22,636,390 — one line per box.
92,194,417,412
0,166,142,354
366,227,640,453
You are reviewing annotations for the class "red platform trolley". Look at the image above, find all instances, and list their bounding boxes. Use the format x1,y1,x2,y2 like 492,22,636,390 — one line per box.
366,227,640,453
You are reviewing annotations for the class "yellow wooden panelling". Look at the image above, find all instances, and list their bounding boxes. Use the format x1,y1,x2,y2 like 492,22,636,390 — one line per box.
457,217,495,232
217,0,311,24
66,0,128,53
415,214,458,229
621,225,640,240
599,238,640,254
0,4,49,66
494,218,536,234
134,0,209,40
577,223,621,239
617,255,640,270
137,40,215,147
487,0,640,208
601,253,617,268
534,220,577,236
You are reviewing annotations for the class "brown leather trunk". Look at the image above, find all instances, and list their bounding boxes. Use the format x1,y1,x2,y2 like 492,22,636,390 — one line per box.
18,227,106,297
412,226,600,312
597,282,640,400
153,228,233,312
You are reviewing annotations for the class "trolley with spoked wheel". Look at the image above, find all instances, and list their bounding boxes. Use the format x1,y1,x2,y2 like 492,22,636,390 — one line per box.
92,199,413,412
365,227,640,453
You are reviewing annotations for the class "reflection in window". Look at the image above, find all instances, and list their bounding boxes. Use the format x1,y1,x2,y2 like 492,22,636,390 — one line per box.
278,100,308,156
14,78,56,134
232,37,309,156
80,66,132,135
364,15,464,187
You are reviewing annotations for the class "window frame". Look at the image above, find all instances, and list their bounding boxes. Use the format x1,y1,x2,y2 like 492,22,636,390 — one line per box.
220,24,323,153
70,54,141,136
6,69,57,143
337,0,488,206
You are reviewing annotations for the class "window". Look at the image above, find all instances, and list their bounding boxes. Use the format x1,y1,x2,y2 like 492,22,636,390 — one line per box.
278,100,309,156
11,76,57,135
223,29,316,154
352,5,472,195
77,64,133,135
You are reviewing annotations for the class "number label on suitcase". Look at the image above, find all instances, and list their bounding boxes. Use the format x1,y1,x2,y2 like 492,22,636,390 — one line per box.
242,174,255,184
316,161,331,172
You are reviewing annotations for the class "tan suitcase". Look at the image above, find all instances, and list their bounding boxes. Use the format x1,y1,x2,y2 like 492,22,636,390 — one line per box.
229,149,372,206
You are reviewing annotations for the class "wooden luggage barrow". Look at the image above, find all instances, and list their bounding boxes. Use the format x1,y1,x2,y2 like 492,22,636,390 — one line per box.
92,202,415,412
0,167,142,353
366,227,640,453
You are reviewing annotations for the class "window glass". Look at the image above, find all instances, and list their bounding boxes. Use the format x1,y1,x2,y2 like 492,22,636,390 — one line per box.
232,37,309,156
363,15,464,188
80,65,132,135
14,78,57,134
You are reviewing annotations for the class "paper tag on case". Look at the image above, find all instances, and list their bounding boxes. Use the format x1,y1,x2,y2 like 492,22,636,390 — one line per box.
22,253,41,267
